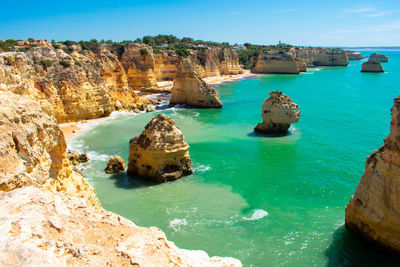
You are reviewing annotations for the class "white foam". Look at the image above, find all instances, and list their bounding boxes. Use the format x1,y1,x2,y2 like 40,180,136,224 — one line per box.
193,165,211,174
243,209,268,221
169,218,187,232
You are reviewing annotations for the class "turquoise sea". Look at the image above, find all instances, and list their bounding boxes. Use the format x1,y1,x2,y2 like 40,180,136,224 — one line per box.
70,51,400,266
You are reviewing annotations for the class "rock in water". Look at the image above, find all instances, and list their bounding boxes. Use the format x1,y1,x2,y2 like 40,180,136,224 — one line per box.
105,156,126,174
345,96,400,253
346,51,364,60
361,61,384,73
254,91,301,135
170,59,222,108
127,113,193,182
369,52,389,62
67,150,90,165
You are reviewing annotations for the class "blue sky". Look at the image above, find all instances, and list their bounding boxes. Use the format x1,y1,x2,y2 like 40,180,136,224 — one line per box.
1,0,399,46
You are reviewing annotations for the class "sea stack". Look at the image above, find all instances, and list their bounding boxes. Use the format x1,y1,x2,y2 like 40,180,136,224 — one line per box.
345,96,400,253
254,91,301,135
361,57,384,73
105,156,126,174
346,51,363,60
127,113,193,182
170,58,222,108
369,52,389,62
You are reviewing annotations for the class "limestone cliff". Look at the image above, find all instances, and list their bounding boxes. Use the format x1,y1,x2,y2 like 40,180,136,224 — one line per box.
292,47,349,67
252,50,302,74
128,113,193,182
345,96,400,253
254,91,301,134
170,58,222,108
0,91,99,208
346,51,364,60
361,61,384,73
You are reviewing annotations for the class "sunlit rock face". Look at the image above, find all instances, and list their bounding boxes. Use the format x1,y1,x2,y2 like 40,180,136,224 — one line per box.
292,47,349,67
369,52,388,63
254,91,301,135
345,96,400,253
128,113,193,182
170,58,222,108
252,50,302,74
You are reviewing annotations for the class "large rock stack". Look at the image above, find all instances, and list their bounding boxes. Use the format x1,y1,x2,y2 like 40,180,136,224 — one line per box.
170,59,222,108
254,91,301,135
128,113,193,182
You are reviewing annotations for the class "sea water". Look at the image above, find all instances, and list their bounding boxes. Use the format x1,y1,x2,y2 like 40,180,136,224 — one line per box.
70,51,400,266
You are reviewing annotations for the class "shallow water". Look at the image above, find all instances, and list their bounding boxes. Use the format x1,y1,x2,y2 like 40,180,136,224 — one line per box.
71,51,400,266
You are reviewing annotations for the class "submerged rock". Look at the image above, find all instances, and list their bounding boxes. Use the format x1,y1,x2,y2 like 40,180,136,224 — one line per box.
369,52,388,62
105,156,126,174
67,150,90,165
127,113,193,182
345,96,400,253
170,59,222,108
254,91,301,135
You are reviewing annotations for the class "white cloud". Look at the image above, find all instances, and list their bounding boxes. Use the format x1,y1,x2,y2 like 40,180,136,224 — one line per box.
345,7,375,13
364,10,397,17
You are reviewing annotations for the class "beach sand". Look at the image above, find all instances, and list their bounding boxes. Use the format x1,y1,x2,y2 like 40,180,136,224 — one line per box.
60,70,256,142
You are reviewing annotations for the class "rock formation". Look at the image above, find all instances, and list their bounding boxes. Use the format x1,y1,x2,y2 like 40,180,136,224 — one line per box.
105,156,126,174
170,59,222,108
345,96,400,253
292,47,349,67
369,52,388,62
0,91,99,207
0,91,241,266
254,91,301,134
128,113,193,182
252,50,303,74
67,150,89,165
346,51,364,60
361,61,384,73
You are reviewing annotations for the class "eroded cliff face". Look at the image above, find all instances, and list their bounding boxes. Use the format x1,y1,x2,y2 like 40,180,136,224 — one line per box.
171,59,222,108
345,97,400,252
346,51,364,60
0,91,99,208
252,50,302,74
292,47,349,67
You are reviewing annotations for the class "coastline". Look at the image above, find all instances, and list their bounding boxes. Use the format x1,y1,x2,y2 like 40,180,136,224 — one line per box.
60,70,255,142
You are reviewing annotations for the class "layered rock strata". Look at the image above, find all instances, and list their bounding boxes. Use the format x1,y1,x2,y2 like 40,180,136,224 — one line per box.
369,52,389,62
252,50,302,74
346,51,364,60
292,47,349,67
105,156,126,174
128,113,193,182
254,91,301,134
345,96,400,252
170,59,222,108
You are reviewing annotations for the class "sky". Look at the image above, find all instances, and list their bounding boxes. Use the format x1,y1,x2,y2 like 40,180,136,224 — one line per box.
1,0,400,47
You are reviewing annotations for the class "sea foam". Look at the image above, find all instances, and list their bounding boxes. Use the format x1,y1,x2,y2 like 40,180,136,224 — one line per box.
243,209,268,221
169,218,187,232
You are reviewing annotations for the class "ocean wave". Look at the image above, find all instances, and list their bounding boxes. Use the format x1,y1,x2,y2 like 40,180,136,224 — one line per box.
193,164,211,174
169,218,187,232
243,209,268,221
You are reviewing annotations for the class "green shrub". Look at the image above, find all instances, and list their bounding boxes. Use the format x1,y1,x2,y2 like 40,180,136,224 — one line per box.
18,47,30,52
59,60,71,67
78,50,85,55
140,48,148,55
107,55,115,61
62,46,73,54
175,48,189,57
74,60,81,67
39,59,52,68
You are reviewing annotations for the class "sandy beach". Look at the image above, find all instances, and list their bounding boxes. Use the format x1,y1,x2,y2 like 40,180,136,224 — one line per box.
59,70,255,142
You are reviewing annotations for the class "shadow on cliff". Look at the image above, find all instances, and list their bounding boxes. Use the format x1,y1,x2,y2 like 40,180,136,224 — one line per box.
325,225,400,267
109,172,159,189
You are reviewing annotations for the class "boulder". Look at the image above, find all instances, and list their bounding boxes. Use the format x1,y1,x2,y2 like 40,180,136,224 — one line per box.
369,52,388,62
254,91,301,135
105,156,126,174
345,96,400,253
170,59,222,108
67,150,90,165
127,113,193,182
